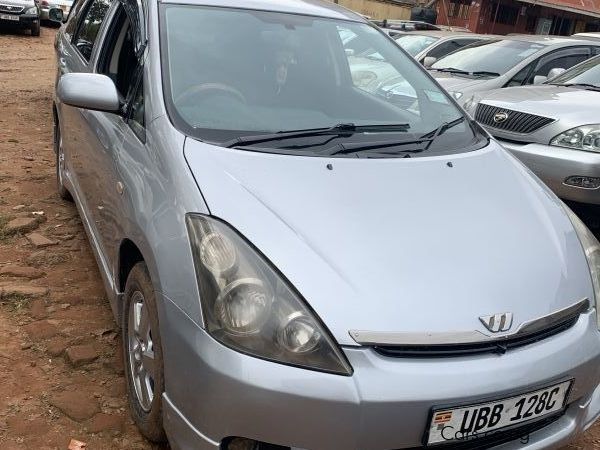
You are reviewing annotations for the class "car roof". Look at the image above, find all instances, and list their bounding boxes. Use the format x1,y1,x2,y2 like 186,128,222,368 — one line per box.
502,34,599,46
395,30,488,38
157,0,366,22
573,32,600,40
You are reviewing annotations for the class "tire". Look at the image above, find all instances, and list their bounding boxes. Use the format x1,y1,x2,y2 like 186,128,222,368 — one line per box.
122,262,167,443
53,116,73,201
31,21,40,36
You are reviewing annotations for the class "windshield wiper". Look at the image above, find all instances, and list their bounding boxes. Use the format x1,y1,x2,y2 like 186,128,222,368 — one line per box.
434,67,470,75
551,82,600,91
434,68,499,77
324,117,465,156
471,71,500,77
419,116,465,150
222,123,410,148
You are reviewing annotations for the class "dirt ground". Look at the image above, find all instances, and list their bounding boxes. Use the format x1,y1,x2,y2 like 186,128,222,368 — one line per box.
0,26,164,449
0,25,598,450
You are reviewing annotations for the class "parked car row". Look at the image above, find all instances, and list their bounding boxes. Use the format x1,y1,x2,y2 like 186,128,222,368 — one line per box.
0,0,72,35
423,33,600,206
366,23,600,207
466,54,600,205
0,0,68,35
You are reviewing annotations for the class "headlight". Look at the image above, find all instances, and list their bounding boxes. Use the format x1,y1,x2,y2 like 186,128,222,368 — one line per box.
563,204,600,328
450,91,463,100
550,125,600,153
186,214,352,375
26,6,38,14
462,95,477,115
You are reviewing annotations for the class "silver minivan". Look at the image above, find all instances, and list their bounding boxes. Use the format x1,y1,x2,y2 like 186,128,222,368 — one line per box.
54,0,600,449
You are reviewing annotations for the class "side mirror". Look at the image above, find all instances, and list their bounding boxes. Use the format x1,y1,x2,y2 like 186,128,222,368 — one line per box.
423,56,437,68
57,73,120,113
547,67,566,80
533,75,547,85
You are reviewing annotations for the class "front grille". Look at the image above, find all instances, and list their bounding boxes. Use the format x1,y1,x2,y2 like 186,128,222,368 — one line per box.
0,4,23,13
374,315,578,358
411,412,564,449
475,103,554,134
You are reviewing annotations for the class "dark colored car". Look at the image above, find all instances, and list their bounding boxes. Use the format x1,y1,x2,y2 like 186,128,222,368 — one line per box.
0,0,41,36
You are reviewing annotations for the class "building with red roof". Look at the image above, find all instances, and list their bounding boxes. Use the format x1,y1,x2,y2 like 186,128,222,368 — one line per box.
435,0,600,34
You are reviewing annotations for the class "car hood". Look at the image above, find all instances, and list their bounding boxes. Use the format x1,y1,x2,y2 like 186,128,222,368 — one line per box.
430,72,493,91
1,0,34,7
474,84,600,120
184,139,592,346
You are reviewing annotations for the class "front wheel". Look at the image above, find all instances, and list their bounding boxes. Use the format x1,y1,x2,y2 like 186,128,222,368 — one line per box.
122,262,167,443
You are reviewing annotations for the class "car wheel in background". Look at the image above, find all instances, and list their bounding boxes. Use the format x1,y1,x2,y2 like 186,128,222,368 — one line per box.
122,262,167,443
31,21,40,36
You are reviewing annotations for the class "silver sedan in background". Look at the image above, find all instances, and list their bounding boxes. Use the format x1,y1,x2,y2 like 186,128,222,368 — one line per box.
466,55,600,206
39,0,71,23
394,31,490,66
429,35,600,105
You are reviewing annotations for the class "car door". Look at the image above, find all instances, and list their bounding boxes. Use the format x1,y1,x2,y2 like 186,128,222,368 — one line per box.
58,0,113,227
89,0,147,278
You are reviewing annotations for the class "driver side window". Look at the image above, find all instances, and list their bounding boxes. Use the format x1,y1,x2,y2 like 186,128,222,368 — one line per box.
526,48,590,84
97,5,145,140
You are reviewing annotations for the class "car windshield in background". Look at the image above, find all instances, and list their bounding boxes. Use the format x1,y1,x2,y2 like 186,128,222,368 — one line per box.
395,34,439,56
160,6,484,156
550,56,600,88
431,39,544,75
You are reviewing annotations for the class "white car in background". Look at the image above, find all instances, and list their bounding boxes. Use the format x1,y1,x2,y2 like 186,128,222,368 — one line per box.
39,0,71,22
574,32,600,40
395,31,490,66
429,35,600,106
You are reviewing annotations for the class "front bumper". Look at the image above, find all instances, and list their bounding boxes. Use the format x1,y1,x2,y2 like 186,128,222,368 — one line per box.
0,13,39,26
497,139,600,205
159,293,600,450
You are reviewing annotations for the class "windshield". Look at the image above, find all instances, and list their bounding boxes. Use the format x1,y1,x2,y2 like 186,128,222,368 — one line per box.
395,34,439,56
160,6,484,156
431,39,545,75
550,56,600,87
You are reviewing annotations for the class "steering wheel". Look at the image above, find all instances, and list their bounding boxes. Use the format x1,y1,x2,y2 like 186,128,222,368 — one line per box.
174,83,247,108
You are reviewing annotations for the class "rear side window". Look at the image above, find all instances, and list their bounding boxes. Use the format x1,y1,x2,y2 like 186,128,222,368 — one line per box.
74,0,112,61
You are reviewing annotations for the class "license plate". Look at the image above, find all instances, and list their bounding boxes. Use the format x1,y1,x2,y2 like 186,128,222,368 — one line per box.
426,380,572,446
0,13,19,21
